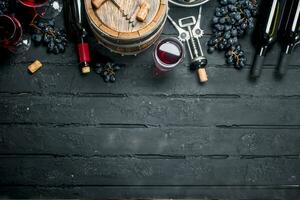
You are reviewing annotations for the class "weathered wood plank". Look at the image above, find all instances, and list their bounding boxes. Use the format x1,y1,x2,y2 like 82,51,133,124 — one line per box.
0,95,299,126
1,62,300,96
0,126,300,156
0,157,299,186
1,186,299,199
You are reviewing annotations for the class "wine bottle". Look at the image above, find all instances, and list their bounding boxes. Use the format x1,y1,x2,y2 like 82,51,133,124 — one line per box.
277,0,300,76
251,0,283,78
77,29,91,74
64,0,91,74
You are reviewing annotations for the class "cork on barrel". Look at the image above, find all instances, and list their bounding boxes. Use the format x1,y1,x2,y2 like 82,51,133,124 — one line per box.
136,0,150,22
28,60,43,74
92,0,106,9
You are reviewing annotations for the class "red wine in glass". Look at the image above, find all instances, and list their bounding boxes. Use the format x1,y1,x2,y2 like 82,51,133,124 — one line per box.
0,15,17,42
17,0,62,19
154,37,185,74
15,0,48,25
17,0,48,8
0,15,23,51
0,15,31,53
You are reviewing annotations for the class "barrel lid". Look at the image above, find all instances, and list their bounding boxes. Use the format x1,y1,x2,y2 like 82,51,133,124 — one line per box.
85,0,167,40
169,0,210,7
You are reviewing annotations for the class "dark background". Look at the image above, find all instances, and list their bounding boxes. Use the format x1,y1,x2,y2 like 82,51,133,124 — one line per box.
0,1,300,199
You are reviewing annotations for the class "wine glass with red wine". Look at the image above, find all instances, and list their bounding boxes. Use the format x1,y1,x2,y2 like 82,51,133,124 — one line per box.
0,15,27,52
17,0,47,7
153,37,185,74
18,0,63,19
0,15,30,53
35,0,63,19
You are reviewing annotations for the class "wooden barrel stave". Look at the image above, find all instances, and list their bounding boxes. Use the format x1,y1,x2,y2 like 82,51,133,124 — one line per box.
85,0,167,41
89,15,167,55
84,0,168,55
87,13,166,45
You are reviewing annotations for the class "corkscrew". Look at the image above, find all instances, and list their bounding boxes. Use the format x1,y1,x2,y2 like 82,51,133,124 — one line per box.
177,7,208,83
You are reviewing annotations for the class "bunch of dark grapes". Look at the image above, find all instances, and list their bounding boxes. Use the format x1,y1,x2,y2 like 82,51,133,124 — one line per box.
0,0,10,15
225,45,246,67
94,62,125,83
31,18,68,54
207,0,257,69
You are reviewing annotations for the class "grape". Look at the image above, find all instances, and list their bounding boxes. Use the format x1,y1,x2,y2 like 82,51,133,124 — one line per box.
53,45,59,54
30,18,68,54
231,28,238,36
224,31,231,39
47,40,55,52
43,34,51,44
225,46,247,69
207,0,257,69
31,34,43,44
104,75,110,82
110,75,116,83
93,62,125,83
208,46,215,53
0,0,10,14
234,13,242,20
219,17,226,24
57,43,65,53
212,17,219,24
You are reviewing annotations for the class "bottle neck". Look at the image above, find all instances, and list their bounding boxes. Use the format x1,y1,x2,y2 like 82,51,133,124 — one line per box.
258,46,268,56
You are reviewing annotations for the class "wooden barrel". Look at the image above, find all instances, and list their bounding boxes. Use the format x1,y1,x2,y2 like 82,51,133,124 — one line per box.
84,0,168,55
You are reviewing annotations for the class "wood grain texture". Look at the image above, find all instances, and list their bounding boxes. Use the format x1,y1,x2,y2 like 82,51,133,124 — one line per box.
86,0,167,35
0,0,300,199
97,0,158,32
0,126,300,156
0,95,300,126
0,157,299,186
1,186,300,199
1,62,300,97
85,0,167,54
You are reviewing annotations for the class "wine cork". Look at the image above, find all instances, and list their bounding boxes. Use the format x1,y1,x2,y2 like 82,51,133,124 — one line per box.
92,0,106,9
28,60,43,74
197,68,208,83
82,66,91,74
136,1,150,22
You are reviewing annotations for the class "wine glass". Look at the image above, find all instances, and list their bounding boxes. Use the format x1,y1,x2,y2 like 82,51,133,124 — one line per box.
35,0,63,19
17,0,63,19
17,0,48,8
0,15,31,53
0,15,16,43
153,37,185,75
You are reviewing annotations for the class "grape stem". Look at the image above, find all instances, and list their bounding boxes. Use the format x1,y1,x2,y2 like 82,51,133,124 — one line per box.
29,14,43,33
29,14,57,38
106,67,115,76
231,50,240,64
48,29,57,37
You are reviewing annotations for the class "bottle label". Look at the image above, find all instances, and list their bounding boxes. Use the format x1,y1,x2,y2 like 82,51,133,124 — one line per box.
78,43,91,63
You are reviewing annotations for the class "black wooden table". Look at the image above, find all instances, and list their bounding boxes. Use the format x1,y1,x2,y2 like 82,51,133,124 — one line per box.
0,1,300,199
